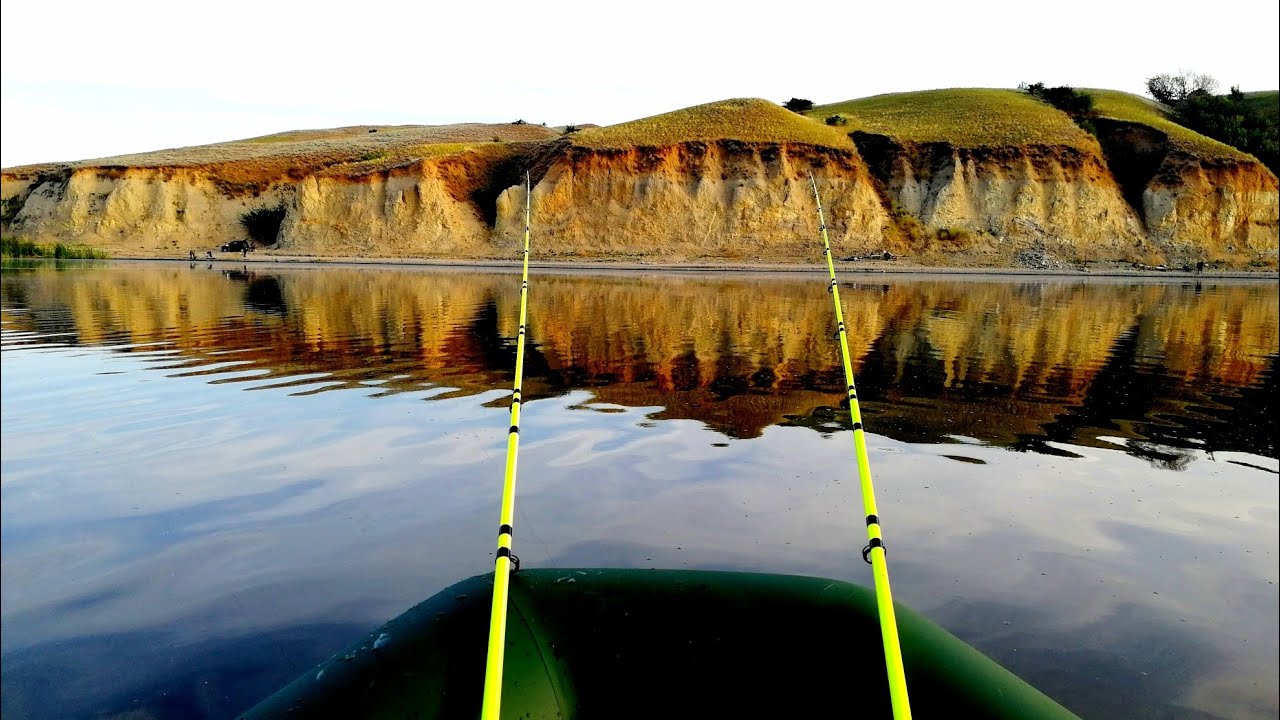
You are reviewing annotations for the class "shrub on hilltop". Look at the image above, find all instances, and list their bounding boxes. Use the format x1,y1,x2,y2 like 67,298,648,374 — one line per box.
1022,83,1095,116
783,98,815,113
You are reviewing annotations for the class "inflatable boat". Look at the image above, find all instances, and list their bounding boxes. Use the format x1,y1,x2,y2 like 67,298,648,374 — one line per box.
244,569,1078,719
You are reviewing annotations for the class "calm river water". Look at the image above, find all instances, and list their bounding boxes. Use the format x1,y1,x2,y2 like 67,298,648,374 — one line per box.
1,261,1276,719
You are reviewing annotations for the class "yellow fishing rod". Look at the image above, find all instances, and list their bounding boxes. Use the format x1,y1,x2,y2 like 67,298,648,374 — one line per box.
480,171,533,720
808,172,912,720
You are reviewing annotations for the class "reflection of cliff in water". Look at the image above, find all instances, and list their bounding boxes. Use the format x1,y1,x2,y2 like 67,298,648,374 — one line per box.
1,264,1276,459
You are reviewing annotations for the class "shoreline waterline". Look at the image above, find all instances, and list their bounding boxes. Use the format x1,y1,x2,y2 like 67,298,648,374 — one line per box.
30,254,1280,281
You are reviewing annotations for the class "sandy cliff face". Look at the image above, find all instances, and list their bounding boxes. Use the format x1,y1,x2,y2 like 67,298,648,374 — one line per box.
3,166,292,253
3,134,1278,267
277,145,535,257
491,141,891,259
1,175,36,202
0,145,529,258
851,133,1151,262
282,167,483,256
1090,118,1279,262
1143,157,1279,260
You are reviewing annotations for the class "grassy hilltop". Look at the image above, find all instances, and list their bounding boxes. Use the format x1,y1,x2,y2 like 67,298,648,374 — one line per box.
572,98,854,150
5,87,1270,181
807,89,1096,148
6,123,560,188
2,85,1275,269
803,87,1273,165
1086,90,1249,159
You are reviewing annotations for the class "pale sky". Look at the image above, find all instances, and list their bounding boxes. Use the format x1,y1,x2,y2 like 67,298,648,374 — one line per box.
2,0,1277,168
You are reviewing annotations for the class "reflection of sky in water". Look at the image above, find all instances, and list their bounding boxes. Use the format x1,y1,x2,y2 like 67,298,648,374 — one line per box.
0,264,1277,720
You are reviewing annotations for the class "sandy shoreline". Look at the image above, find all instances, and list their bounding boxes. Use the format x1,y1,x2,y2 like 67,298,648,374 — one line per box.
94,252,1280,280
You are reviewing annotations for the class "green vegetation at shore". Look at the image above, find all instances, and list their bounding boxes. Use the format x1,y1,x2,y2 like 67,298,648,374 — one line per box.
806,89,1094,148
572,98,854,150
1,236,107,259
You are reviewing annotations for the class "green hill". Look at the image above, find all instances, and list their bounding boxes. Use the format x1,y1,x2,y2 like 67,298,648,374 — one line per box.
806,89,1095,149
1085,90,1249,160
571,98,854,150
5,89,1271,188
1242,91,1279,123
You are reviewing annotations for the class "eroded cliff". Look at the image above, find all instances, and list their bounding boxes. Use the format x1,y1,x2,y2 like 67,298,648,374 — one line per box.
851,133,1150,263
1088,91,1279,263
1143,155,1279,259
492,141,892,260
4,165,293,253
3,94,1277,267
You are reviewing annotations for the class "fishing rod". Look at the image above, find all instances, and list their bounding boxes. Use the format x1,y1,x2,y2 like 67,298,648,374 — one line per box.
807,172,913,720
480,171,533,720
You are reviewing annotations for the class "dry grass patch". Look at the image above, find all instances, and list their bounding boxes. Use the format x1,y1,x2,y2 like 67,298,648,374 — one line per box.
315,141,535,180
1085,90,1247,160
573,98,853,149
316,142,485,178
2,124,561,189
809,89,1095,149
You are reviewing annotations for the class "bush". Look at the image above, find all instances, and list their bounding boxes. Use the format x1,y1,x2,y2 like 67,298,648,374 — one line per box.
1023,83,1094,115
824,115,849,126
894,214,926,244
358,150,387,162
1144,73,1279,173
1176,87,1279,173
783,98,814,113
239,206,287,246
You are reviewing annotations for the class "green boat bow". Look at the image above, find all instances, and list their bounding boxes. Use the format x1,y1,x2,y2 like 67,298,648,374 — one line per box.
244,569,1079,719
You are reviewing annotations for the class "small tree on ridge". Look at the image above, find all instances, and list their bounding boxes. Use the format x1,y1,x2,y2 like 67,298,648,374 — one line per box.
1146,71,1219,105
783,98,815,113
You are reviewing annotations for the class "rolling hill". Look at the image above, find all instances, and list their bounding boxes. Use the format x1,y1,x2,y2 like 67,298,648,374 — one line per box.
572,98,853,150
806,88,1095,149
2,88,1276,268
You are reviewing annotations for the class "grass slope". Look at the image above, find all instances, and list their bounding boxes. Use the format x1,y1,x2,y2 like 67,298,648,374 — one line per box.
1085,90,1248,160
1242,91,1279,123
807,89,1095,149
572,98,853,150
3,124,561,183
